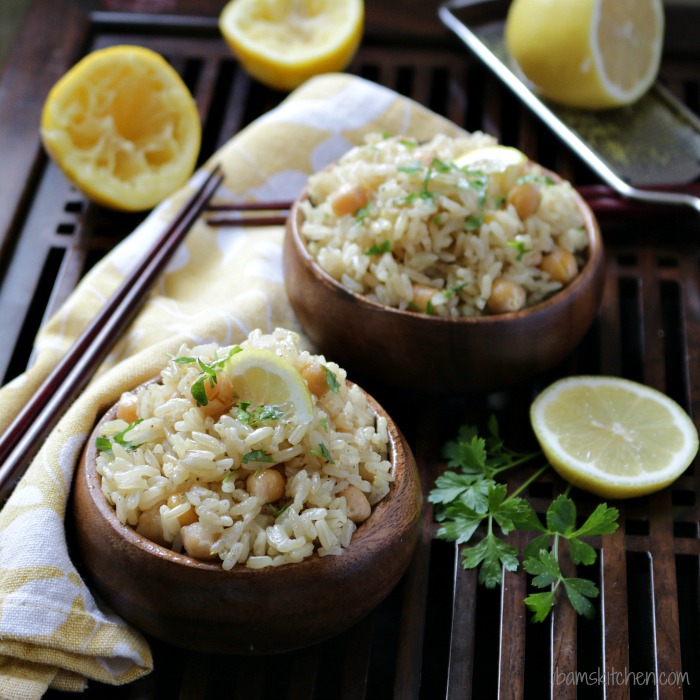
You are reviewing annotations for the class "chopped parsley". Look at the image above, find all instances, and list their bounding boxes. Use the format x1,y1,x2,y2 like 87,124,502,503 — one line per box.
236,401,285,425
397,161,424,175
96,419,144,454
463,215,483,231
311,443,335,463
355,204,372,223
364,241,391,256
507,240,533,261
172,346,243,407
324,367,341,393
242,450,275,465
442,281,469,299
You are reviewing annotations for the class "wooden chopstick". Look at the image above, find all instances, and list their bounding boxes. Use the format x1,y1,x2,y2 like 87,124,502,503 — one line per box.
204,200,291,227
0,164,224,505
578,182,700,218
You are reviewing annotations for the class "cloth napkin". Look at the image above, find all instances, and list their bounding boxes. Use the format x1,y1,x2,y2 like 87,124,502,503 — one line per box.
0,73,464,698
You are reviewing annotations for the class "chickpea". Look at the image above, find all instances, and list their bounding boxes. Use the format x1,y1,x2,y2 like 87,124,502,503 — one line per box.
540,247,578,285
200,371,235,418
167,493,198,526
411,283,437,313
116,392,139,423
339,485,372,524
358,463,374,483
506,182,541,220
486,278,527,314
300,361,329,398
136,505,168,546
330,183,370,217
246,468,286,505
181,522,219,560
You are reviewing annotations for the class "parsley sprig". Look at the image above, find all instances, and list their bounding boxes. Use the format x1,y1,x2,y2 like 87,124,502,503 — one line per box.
429,417,619,621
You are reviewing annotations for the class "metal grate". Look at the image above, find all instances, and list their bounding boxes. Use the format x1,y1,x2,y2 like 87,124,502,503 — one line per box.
1,4,699,698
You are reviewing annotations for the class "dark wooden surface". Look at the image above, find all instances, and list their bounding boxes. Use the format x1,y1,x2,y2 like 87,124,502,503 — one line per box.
1,1,700,697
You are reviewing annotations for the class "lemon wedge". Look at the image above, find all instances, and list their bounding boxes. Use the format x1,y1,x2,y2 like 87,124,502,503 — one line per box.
40,45,201,212
219,0,364,91
225,349,314,425
505,0,664,110
530,376,699,499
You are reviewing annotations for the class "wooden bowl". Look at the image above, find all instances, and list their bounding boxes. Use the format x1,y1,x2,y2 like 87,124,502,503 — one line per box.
283,184,604,394
71,387,421,655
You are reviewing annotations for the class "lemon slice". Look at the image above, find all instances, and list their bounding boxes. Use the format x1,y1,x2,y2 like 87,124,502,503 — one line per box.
41,45,201,212
225,349,314,424
219,0,364,91
505,0,664,110
530,376,698,499
455,145,528,193
455,145,527,173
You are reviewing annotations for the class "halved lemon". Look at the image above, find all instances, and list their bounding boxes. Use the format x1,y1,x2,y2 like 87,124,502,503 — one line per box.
41,45,201,212
530,376,698,499
505,0,664,110
225,348,314,424
219,0,364,92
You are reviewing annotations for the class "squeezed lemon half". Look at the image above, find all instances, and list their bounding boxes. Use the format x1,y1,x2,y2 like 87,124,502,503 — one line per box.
505,0,664,109
225,348,314,425
530,376,698,499
219,0,364,91
41,45,201,211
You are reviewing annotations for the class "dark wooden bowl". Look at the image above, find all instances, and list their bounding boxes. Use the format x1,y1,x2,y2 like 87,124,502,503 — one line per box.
283,183,605,394
71,386,421,655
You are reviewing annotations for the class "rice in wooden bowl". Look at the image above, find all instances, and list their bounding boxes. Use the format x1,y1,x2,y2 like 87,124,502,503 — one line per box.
71,328,421,654
283,133,605,394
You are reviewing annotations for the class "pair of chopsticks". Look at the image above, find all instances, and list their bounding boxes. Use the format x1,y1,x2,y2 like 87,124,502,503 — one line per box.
0,165,224,505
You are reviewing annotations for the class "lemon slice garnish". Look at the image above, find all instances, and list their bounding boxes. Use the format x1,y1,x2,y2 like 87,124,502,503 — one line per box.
505,0,664,110
530,376,698,499
225,349,314,425
40,45,201,212
454,145,528,173
219,0,364,92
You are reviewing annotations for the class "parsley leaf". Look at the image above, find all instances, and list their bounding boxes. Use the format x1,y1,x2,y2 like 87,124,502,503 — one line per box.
242,450,274,464
177,346,242,407
463,215,483,231
96,419,144,454
507,240,532,261
365,241,391,256
324,367,341,393
463,533,520,588
310,443,335,463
